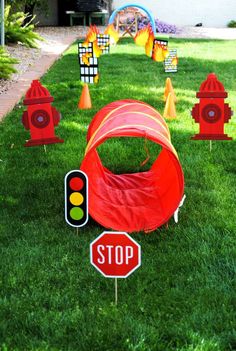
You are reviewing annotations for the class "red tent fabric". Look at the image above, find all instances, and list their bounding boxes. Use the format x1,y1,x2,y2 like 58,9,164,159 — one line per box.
81,100,184,233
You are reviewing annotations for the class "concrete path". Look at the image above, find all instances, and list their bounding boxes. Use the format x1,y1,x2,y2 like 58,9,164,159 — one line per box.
173,26,236,40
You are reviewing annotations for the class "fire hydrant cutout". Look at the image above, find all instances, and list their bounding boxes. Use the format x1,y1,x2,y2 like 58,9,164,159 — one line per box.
191,73,233,140
22,80,64,147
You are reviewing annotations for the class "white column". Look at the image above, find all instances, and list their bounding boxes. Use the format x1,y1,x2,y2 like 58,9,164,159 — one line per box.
1,0,5,46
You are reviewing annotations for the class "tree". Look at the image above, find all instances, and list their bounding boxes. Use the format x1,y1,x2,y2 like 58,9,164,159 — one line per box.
107,0,113,15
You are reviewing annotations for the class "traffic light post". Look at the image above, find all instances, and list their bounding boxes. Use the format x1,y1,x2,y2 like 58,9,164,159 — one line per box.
0,0,5,46
64,170,88,229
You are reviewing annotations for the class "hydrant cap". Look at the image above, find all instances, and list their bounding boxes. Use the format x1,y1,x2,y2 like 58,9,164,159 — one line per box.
197,73,228,98
24,80,54,105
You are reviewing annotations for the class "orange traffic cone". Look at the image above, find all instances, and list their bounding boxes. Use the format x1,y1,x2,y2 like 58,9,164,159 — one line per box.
164,78,177,103
163,93,177,119
78,84,92,109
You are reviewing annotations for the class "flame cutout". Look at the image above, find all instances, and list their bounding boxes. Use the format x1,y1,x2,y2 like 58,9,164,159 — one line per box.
145,31,155,57
134,26,151,46
171,56,178,66
81,41,89,48
104,41,110,47
104,24,119,44
84,25,100,45
163,46,170,59
93,40,102,58
94,74,99,84
152,43,169,62
82,53,92,66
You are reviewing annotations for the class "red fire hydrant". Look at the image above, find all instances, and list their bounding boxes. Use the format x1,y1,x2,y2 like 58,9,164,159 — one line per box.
191,73,233,140
22,80,64,147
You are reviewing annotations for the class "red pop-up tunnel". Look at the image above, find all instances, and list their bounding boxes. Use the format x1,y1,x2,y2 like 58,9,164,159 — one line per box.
80,100,184,233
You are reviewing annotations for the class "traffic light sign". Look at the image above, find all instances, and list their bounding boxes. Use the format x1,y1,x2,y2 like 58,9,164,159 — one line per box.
65,170,88,228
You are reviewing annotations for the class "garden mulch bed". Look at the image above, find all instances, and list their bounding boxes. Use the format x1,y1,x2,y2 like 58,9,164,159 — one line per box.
0,27,90,96
0,44,41,95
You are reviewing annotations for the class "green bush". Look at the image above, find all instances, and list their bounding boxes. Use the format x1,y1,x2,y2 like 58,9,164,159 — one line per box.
0,47,18,79
4,5,43,48
228,20,236,28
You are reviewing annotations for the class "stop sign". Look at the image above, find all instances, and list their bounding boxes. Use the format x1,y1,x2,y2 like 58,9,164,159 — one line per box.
90,231,141,278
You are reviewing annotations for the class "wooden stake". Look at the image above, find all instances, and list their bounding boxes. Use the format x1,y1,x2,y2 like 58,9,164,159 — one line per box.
210,140,212,152
76,227,79,235
115,278,118,306
116,13,119,33
135,11,138,34
44,144,47,153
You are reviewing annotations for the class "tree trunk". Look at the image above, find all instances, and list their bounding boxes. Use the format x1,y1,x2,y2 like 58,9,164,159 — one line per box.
24,2,36,25
107,0,113,15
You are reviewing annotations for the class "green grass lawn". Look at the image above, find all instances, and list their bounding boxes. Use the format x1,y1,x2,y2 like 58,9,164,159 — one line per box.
0,38,236,351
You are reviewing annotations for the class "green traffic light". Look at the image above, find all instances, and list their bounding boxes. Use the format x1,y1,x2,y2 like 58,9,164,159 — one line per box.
70,207,84,220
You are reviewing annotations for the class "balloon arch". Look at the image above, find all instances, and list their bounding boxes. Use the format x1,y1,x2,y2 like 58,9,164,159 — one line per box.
108,3,156,34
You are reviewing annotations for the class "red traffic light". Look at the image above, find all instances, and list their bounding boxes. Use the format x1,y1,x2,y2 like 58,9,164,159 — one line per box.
65,170,88,228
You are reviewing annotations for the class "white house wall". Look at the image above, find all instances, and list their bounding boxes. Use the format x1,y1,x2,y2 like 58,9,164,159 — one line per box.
112,0,236,27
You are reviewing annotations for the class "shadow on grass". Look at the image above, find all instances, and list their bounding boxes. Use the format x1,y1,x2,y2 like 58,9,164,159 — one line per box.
40,51,236,130
0,120,235,350
46,51,236,93
0,118,235,231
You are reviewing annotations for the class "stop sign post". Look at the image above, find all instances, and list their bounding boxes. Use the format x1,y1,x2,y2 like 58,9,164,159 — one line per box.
90,231,141,304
